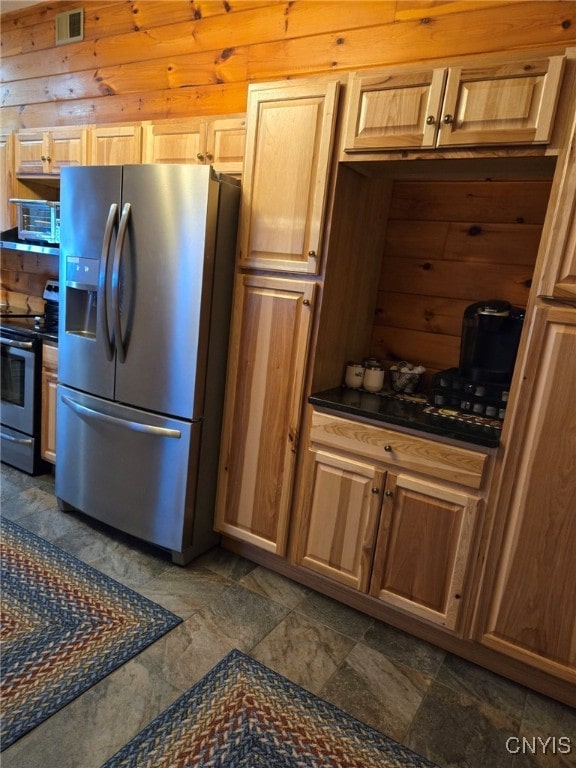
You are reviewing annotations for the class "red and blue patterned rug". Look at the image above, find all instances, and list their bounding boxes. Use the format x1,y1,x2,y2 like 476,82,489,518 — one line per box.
0,518,181,750
103,649,438,767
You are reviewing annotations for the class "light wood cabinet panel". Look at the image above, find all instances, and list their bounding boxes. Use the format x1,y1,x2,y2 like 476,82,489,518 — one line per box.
343,55,564,153
309,412,488,489
535,108,576,300
480,304,576,680
215,274,316,554
142,115,246,173
14,126,88,176
1,133,14,232
238,79,340,273
41,342,58,464
370,472,480,631
89,124,142,165
294,448,384,590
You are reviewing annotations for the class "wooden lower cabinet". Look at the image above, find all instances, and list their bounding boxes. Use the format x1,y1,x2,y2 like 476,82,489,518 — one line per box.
41,342,58,464
293,412,484,633
215,274,315,554
370,472,480,631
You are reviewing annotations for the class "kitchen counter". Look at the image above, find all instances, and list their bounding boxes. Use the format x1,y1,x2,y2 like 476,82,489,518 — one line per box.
309,386,502,448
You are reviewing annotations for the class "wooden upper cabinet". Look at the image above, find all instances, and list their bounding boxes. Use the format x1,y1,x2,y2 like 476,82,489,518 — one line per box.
215,274,316,555
14,126,87,176
239,79,340,273
343,55,565,153
535,108,576,300
1,133,14,231
480,304,576,680
141,115,246,174
89,124,142,165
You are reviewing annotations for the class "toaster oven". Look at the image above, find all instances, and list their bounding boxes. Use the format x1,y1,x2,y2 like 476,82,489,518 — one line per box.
10,198,61,244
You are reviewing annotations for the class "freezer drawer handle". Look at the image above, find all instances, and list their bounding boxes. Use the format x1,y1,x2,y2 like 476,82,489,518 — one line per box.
0,431,33,446
100,202,118,361
61,395,182,439
111,202,131,364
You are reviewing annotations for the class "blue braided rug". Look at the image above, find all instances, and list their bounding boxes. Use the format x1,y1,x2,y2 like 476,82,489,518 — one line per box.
0,518,182,750
104,649,438,767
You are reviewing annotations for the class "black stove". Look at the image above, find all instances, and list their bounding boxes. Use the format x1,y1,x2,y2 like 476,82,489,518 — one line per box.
0,313,58,343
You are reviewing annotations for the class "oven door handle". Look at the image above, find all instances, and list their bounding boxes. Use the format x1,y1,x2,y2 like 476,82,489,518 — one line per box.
0,337,34,350
99,203,118,362
0,431,33,446
61,394,181,438
111,202,131,364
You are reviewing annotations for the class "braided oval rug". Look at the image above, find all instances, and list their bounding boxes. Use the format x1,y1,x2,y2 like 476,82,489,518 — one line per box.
104,649,438,768
0,518,181,750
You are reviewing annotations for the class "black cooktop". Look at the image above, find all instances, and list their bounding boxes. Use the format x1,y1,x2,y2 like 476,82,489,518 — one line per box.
0,312,58,342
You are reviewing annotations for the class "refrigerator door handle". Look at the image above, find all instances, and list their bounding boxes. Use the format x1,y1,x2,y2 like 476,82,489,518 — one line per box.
112,202,131,364
99,203,118,361
61,394,182,439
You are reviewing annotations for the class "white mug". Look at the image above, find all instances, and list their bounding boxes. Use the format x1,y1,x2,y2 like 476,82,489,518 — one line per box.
345,362,365,389
363,366,385,392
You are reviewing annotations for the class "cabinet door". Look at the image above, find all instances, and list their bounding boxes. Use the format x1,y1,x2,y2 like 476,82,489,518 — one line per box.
342,68,446,151
238,80,340,273
41,343,58,464
47,126,87,173
14,129,47,175
294,448,384,590
535,109,576,301
141,119,205,164
0,133,14,231
89,124,142,165
438,56,565,147
215,275,315,554
480,305,576,679
207,116,246,174
370,473,480,631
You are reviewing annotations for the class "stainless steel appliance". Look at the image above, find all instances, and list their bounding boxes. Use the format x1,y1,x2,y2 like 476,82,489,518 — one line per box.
0,308,56,475
55,164,240,564
10,199,61,244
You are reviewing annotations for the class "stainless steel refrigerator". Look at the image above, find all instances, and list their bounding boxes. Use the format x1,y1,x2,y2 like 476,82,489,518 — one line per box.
55,164,240,564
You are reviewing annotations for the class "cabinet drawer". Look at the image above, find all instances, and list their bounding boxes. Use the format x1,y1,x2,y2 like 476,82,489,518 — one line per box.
310,412,487,489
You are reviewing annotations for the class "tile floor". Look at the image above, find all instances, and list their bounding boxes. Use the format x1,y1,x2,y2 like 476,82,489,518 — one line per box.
1,463,575,768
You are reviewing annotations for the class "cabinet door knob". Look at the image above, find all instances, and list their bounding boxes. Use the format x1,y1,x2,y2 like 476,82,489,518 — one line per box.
205,153,213,162
302,299,311,306
426,115,436,125
41,155,47,161
385,490,393,497
196,153,205,161
308,250,316,258
443,114,454,124
371,487,379,494
383,444,392,452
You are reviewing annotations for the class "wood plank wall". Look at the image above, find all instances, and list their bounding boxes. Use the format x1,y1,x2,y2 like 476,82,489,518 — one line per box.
1,1,575,131
369,178,553,383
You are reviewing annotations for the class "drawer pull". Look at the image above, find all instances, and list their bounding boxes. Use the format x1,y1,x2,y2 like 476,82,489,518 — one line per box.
384,444,392,452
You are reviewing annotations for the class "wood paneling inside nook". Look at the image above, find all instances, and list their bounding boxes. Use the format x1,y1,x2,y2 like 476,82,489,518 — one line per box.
369,178,553,381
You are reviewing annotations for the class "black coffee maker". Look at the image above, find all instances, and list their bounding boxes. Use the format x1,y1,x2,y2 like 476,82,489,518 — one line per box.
459,300,525,383
430,300,525,420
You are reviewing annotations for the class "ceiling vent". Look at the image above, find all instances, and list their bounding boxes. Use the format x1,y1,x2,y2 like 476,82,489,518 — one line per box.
55,8,84,45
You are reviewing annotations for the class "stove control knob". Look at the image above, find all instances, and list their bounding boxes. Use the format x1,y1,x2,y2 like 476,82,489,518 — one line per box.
34,316,42,329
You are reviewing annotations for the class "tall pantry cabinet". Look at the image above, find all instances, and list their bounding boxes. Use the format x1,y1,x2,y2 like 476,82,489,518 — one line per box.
476,108,576,690
214,79,340,553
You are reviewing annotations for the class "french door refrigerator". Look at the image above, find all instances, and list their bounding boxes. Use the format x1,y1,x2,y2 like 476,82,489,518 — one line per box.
56,164,240,564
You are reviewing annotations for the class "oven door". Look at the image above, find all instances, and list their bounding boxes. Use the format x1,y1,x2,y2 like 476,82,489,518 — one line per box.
0,335,36,435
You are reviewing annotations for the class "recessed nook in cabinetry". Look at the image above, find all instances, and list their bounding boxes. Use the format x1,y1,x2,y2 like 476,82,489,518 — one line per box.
313,155,557,397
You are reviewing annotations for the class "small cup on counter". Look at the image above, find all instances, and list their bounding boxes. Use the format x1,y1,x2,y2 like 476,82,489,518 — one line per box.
344,361,365,389
363,361,385,392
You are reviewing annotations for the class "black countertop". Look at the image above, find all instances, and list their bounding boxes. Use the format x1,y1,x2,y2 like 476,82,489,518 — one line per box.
0,313,58,343
309,387,501,448
1,227,60,257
